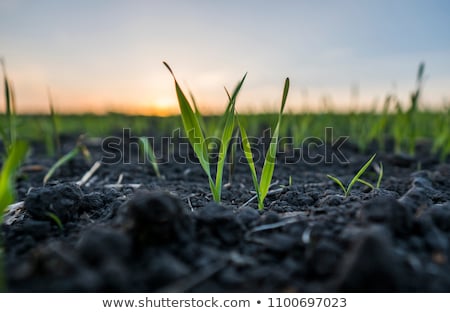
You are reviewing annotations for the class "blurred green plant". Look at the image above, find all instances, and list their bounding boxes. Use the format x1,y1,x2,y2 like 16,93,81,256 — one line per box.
47,88,61,156
0,59,17,156
392,62,425,156
43,135,91,185
138,137,161,178
0,140,28,291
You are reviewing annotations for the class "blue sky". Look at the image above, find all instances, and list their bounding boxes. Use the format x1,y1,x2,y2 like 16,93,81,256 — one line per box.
1,0,449,114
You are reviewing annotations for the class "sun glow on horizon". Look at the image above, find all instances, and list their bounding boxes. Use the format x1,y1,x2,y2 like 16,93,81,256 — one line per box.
0,1,449,117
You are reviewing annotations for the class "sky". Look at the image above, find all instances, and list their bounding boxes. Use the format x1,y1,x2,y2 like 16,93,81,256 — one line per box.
0,0,449,115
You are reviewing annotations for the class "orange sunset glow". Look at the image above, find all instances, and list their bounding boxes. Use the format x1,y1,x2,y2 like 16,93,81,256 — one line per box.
1,1,449,115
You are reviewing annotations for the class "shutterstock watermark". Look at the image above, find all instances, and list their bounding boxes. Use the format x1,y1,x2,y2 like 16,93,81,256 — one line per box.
100,127,349,165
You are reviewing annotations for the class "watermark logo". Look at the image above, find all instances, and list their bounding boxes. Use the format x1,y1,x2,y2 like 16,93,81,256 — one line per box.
101,127,349,165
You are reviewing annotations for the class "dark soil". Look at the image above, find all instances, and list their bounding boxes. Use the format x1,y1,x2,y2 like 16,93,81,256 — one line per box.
3,132,450,292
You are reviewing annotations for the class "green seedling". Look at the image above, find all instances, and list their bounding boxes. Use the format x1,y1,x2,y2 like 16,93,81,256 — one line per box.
238,77,290,210
44,212,64,230
406,62,424,155
227,128,239,186
223,89,239,186
0,140,28,291
164,62,246,202
47,88,61,156
189,91,208,137
43,136,91,185
0,59,17,156
391,63,425,155
279,176,293,189
138,137,161,178
0,141,28,221
357,161,383,190
327,153,376,197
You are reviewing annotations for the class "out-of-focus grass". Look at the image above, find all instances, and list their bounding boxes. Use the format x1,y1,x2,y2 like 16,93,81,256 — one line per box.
1,109,449,161
0,140,28,291
43,136,91,185
0,59,17,156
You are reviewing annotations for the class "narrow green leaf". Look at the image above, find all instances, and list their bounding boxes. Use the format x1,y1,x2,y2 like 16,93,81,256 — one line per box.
214,105,235,200
163,62,212,182
280,77,290,115
376,162,383,189
238,116,260,200
0,141,28,215
48,87,61,156
139,137,161,178
259,78,290,208
213,74,246,201
43,144,83,185
327,174,347,196
228,128,239,185
213,75,247,140
1,60,16,155
224,87,231,101
357,178,375,190
189,91,207,136
0,140,27,292
347,153,376,195
45,212,64,230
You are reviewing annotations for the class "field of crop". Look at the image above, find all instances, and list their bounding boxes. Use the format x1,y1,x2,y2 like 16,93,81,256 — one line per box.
1,64,450,292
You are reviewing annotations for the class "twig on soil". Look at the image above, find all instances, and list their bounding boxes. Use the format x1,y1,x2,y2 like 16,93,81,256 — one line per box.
5,201,24,214
104,183,142,189
4,201,25,225
76,161,101,186
247,217,299,235
157,260,227,292
116,173,124,185
20,164,46,172
301,227,312,244
187,195,194,212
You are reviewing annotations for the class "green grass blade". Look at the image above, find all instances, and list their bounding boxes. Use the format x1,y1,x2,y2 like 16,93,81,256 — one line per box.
213,77,246,141
238,116,260,200
4,77,12,150
0,140,27,292
0,128,6,148
163,62,212,181
214,104,235,200
228,128,239,185
258,78,289,208
45,212,64,230
347,153,376,195
357,178,375,190
1,60,16,155
214,74,246,201
139,137,161,178
43,144,81,185
189,91,207,137
376,162,383,189
224,87,231,101
0,141,28,215
48,88,61,156
327,174,347,196
280,77,290,115
223,75,246,117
